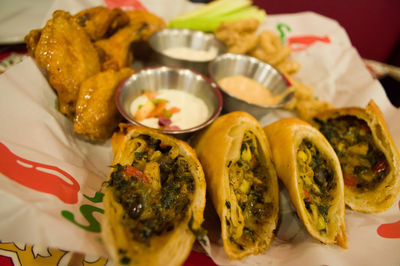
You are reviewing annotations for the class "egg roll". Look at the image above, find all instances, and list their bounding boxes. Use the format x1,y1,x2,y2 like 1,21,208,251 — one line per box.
264,118,347,248
312,100,400,213
102,124,206,266
192,111,279,260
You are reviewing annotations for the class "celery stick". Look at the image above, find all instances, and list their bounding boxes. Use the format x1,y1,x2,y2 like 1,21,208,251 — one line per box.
169,6,266,32
172,0,251,20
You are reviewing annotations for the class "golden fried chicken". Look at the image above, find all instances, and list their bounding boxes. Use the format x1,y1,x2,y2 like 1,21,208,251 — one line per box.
125,10,166,41
74,67,134,142
95,25,140,71
28,10,101,119
24,29,42,57
73,6,130,41
215,18,259,54
95,10,166,70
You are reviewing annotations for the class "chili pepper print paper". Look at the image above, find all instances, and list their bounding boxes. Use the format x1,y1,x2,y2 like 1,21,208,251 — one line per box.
1,0,400,266
0,57,111,257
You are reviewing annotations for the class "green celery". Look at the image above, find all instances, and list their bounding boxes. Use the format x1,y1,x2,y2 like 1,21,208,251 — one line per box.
169,5,266,32
174,0,252,20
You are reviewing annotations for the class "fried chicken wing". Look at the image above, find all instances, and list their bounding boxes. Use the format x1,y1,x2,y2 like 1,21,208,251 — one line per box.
73,6,130,41
95,25,140,71
125,10,166,41
24,29,42,57
31,10,101,119
95,10,166,71
24,7,166,141
74,67,134,142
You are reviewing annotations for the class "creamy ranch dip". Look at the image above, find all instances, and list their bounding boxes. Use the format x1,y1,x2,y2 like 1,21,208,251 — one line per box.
218,75,284,106
162,47,217,61
130,89,209,130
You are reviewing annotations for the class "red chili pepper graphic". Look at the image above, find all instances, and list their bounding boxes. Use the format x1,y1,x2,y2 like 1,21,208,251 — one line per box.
0,142,80,204
0,255,13,266
105,0,147,11
184,251,217,266
288,35,331,51
377,200,400,238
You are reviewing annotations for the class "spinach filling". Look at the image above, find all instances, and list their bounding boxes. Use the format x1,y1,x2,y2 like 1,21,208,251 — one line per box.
107,134,194,243
314,116,389,191
297,140,336,233
227,131,272,247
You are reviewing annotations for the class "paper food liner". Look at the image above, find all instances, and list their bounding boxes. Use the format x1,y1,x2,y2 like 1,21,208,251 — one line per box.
1,0,400,265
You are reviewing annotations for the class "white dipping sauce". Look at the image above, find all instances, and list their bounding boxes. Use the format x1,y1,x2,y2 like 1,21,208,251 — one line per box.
162,47,217,61
130,89,210,130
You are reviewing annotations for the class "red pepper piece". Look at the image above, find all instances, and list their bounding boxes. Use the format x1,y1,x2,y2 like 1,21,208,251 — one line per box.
304,189,313,202
373,160,387,174
123,165,149,183
344,173,357,187
0,142,80,204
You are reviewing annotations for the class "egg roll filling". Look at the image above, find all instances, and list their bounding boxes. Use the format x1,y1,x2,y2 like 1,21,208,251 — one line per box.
314,116,390,191
297,140,336,233
107,134,195,243
226,131,273,250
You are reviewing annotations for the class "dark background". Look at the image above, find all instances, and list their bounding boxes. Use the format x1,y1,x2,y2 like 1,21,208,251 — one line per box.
192,0,400,65
253,0,400,66
252,0,400,106
190,0,400,106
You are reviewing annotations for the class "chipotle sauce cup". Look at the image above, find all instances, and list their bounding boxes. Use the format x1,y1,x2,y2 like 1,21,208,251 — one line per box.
208,53,293,119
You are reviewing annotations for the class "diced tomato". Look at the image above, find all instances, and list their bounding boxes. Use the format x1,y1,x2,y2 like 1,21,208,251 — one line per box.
344,173,357,187
144,91,159,100
135,100,155,121
168,106,181,114
304,189,313,202
149,101,167,118
123,166,149,183
373,160,387,174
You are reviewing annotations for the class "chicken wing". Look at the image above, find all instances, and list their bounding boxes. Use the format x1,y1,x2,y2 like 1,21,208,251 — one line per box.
95,10,166,71
73,6,129,41
32,10,101,119
94,25,141,71
74,67,134,141
24,29,42,57
125,10,166,41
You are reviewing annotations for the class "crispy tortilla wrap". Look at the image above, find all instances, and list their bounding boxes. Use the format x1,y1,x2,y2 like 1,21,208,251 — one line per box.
192,111,279,260
313,100,400,213
102,124,206,266
264,118,347,248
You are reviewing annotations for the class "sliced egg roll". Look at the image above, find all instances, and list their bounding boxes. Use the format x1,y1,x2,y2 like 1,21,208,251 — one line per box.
192,111,279,260
313,100,400,213
264,118,347,248
102,124,206,266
